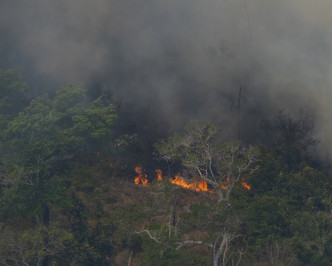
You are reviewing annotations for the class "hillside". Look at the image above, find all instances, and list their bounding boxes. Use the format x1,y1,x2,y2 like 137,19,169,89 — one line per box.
0,71,331,266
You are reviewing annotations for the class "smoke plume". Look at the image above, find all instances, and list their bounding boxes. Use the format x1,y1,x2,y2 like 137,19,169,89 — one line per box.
1,0,332,158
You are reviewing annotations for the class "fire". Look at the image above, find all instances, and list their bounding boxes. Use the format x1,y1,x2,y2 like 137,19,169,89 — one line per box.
134,166,148,186
170,174,209,192
134,166,251,192
198,179,208,191
155,169,163,181
241,182,251,190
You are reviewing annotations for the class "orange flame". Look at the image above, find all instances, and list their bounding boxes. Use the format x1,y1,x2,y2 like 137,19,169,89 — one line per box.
241,182,251,190
134,166,251,192
170,174,209,192
155,169,163,181
134,166,148,186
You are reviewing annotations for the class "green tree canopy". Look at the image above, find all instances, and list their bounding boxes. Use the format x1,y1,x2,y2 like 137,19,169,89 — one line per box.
0,84,117,222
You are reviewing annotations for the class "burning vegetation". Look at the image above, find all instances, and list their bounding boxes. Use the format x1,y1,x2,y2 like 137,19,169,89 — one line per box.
134,166,148,186
134,166,251,192
170,174,209,192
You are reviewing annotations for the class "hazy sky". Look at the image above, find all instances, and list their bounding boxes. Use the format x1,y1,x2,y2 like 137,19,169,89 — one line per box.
1,0,332,157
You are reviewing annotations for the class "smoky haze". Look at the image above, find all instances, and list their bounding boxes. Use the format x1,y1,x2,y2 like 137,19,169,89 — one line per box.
1,0,332,158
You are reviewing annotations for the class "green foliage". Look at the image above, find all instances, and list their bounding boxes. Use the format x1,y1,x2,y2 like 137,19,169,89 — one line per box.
0,82,118,265
288,211,332,265
53,84,86,112
239,146,332,264
262,110,318,168
72,97,117,154
0,69,30,129
2,84,117,181
0,223,74,265
0,78,331,265
0,177,66,220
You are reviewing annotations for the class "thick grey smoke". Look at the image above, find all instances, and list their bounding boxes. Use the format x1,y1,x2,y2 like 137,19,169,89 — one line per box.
1,0,332,158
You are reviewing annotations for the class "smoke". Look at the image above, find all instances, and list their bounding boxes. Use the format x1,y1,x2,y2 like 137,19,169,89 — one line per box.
1,0,332,158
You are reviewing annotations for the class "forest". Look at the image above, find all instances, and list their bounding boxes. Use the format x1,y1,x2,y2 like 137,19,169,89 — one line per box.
0,69,331,265
1,1,332,265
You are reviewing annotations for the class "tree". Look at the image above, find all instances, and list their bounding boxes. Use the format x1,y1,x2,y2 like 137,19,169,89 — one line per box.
0,223,73,266
261,110,318,167
153,121,259,265
128,181,246,266
0,84,117,224
155,120,259,206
